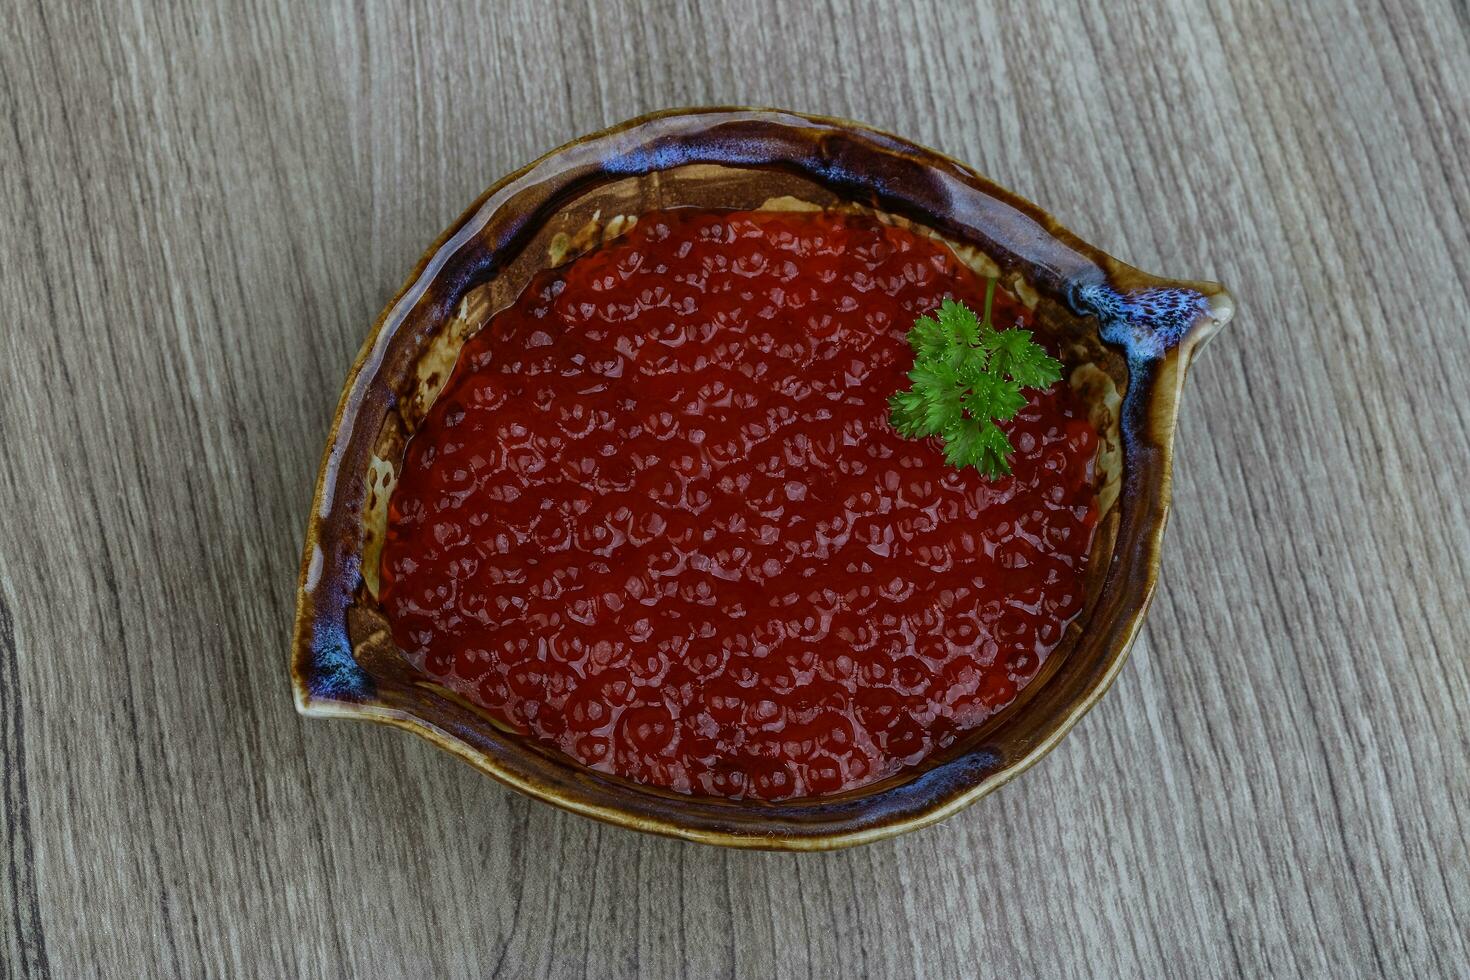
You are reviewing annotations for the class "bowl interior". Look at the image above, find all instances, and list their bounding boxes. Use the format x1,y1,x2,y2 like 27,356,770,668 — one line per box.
294,110,1229,848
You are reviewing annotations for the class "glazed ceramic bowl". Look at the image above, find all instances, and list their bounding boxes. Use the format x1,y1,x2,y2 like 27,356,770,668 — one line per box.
291,108,1232,849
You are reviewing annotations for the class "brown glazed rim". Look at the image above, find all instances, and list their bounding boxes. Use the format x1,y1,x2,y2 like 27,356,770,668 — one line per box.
291,108,1233,849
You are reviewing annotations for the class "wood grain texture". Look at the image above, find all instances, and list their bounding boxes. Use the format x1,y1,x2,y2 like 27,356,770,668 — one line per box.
1,0,1466,976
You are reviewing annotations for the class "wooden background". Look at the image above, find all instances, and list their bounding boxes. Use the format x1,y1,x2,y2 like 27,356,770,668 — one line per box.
2,0,1467,976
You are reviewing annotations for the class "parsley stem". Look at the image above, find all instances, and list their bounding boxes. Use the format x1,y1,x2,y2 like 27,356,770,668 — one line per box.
981,276,997,332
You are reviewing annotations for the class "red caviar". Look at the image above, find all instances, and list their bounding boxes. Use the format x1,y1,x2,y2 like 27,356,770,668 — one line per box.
381,209,1099,801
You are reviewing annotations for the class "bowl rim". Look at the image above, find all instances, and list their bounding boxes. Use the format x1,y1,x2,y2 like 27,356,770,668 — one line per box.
291,106,1233,850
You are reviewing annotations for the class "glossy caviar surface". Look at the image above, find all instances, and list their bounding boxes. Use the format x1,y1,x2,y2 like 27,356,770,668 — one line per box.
380,209,1099,801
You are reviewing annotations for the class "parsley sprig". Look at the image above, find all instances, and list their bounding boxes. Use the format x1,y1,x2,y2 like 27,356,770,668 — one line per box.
888,280,1063,477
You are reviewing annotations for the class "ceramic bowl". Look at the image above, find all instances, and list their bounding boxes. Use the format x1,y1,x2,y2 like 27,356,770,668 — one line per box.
291,108,1233,849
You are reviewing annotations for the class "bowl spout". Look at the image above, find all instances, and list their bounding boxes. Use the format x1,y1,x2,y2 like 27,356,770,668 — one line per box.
1070,279,1234,362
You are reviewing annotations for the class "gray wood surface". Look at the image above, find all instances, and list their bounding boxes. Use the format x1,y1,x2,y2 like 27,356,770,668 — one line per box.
3,0,1467,976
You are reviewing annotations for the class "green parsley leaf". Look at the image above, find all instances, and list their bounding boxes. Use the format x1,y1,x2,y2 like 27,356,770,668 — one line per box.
887,280,1063,478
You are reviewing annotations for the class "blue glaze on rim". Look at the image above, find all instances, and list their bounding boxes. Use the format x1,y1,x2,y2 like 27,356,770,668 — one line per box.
308,626,375,702
1069,281,1212,362
306,549,375,702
